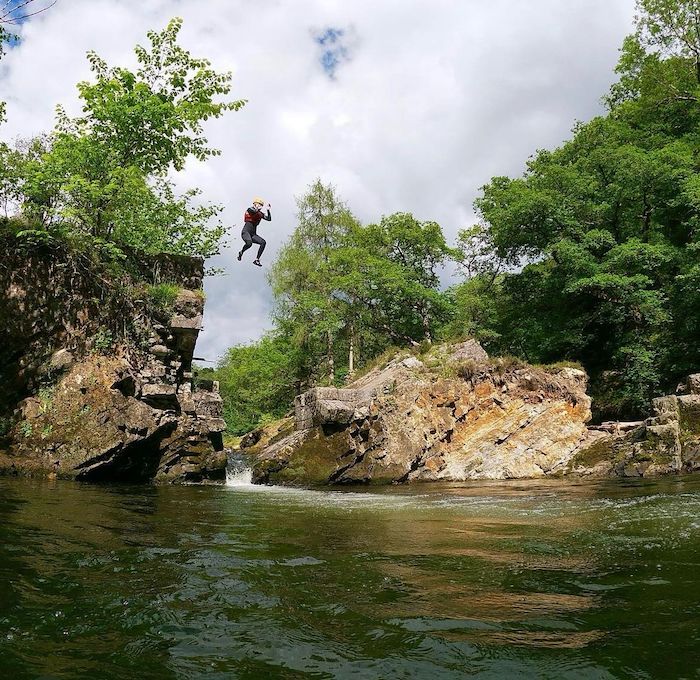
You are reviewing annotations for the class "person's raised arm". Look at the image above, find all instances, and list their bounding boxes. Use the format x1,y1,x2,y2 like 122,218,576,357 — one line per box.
263,203,272,221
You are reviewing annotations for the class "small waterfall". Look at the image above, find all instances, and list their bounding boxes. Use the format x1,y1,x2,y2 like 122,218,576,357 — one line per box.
225,450,254,486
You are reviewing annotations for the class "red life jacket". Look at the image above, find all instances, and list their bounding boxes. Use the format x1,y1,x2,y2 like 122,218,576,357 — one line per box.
244,208,263,227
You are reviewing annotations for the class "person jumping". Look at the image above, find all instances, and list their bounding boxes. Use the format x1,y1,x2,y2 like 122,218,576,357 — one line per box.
238,197,271,267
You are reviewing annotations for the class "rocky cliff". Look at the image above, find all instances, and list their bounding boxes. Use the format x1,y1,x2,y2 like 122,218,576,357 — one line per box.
0,237,226,483
245,341,595,485
243,341,700,486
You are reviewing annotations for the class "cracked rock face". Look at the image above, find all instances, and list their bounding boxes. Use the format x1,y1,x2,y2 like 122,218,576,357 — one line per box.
570,388,700,477
0,246,225,483
245,343,594,486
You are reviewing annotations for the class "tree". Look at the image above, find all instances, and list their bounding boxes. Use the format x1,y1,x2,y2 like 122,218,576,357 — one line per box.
214,335,297,435
457,0,700,417
62,18,244,175
340,213,455,346
609,1,700,110
440,275,502,345
270,180,360,385
8,18,243,259
635,0,700,82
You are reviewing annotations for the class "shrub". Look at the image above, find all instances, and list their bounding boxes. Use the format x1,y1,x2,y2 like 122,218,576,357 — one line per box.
145,283,180,316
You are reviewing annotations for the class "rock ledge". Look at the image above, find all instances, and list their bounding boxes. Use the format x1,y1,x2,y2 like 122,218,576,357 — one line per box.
244,342,596,486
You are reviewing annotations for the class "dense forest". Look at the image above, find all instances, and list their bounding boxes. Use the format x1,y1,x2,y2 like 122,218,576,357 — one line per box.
1,3,699,436
212,0,700,433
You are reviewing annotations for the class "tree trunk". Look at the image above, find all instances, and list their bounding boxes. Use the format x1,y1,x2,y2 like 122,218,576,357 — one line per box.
327,329,335,385
348,321,355,377
421,305,432,344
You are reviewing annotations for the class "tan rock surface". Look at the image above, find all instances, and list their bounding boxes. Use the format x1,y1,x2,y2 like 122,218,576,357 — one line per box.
247,344,594,485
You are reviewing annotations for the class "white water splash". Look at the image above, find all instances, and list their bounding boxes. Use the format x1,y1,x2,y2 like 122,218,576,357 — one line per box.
225,466,253,487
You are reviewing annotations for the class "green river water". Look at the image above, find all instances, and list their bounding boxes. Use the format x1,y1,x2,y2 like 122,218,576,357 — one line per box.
1,472,699,679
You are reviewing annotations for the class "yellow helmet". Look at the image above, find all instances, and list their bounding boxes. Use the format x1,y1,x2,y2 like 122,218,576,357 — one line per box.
252,197,264,205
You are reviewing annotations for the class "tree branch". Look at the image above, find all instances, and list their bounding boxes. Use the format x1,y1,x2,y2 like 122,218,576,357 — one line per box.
0,0,58,25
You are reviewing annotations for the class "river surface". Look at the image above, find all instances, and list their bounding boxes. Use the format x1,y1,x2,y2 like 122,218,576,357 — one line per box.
1,473,699,679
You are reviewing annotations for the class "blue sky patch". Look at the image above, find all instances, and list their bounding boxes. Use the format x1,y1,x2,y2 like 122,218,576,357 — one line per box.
313,27,352,78
1,0,56,27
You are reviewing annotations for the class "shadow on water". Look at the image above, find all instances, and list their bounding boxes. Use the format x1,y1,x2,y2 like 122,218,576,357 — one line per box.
0,475,699,679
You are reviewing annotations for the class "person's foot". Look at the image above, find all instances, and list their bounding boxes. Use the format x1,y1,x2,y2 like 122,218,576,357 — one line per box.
253,259,262,267
237,251,243,261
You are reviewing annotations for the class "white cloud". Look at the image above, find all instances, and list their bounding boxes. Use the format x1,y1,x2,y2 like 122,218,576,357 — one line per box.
1,0,637,362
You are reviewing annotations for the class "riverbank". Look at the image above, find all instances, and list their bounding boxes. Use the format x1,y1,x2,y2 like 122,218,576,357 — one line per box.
0,236,226,483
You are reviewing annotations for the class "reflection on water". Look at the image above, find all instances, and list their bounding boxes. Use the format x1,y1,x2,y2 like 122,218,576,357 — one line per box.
1,475,699,679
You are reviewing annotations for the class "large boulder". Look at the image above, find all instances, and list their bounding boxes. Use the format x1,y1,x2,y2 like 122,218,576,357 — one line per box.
0,353,226,483
248,344,595,485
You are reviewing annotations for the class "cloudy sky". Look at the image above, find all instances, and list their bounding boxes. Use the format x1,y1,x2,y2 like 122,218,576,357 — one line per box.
1,0,637,363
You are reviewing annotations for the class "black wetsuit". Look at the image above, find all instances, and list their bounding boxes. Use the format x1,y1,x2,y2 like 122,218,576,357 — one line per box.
240,206,271,259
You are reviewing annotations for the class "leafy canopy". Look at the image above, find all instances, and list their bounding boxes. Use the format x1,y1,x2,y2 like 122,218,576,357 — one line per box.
215,335,297,436
456,0,700,416
269,180,361,385
2,18,244,260
61,17,244,175
268,180,453,393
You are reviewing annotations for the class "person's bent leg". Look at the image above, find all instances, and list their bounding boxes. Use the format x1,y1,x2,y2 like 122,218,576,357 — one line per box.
239,230,253,258
252,234,266,260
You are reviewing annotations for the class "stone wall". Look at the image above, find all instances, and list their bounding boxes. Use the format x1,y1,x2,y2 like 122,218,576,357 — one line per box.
0,237,226,483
